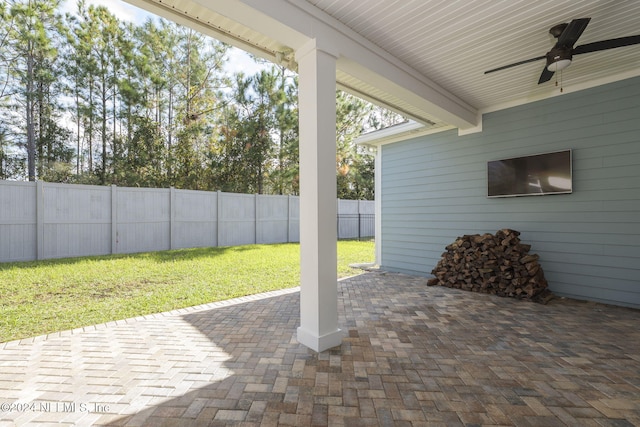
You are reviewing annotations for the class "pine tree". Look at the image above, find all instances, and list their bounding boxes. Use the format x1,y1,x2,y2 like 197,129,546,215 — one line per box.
171,26,227,190
4,0,68,181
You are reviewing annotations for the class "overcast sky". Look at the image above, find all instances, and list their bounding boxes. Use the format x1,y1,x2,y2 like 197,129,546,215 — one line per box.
60,0,268,76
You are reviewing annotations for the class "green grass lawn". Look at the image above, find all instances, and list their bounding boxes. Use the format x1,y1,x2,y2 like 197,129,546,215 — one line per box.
0,240,374,343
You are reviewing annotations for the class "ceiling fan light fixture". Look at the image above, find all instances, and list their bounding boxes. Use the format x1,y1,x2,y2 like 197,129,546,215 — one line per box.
547,58,571,72
545,46,573,72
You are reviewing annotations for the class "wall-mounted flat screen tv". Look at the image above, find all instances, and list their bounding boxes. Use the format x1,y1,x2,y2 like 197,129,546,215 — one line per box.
487,149,572,198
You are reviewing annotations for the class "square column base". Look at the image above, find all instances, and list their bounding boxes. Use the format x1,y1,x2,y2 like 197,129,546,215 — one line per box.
297,326,343,352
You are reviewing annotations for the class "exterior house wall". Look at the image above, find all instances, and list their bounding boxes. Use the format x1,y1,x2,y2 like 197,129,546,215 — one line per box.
380,76,640,309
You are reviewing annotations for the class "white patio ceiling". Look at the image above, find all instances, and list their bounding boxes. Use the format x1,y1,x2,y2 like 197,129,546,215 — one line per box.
126,0,640,131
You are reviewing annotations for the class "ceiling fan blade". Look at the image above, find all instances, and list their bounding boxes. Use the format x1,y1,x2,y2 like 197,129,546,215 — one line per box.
556,18,591,47
573,35,640,54
484,55,546,74
538,67,554,84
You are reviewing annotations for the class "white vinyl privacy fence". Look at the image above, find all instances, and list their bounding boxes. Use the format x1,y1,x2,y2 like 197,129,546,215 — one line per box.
0,181,374,262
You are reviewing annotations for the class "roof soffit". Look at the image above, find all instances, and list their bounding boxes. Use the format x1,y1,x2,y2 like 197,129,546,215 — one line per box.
125,0,480,130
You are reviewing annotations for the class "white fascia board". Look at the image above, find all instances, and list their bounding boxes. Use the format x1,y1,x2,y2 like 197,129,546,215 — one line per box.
123,0,294,63
356,121,424,145
190,0,310,49
192,0,479,129
356,122,455,147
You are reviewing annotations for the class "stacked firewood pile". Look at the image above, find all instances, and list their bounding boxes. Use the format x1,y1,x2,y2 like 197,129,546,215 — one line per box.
427,229,553,303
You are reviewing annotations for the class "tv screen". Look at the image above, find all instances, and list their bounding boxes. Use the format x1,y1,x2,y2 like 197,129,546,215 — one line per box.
487,150,572,198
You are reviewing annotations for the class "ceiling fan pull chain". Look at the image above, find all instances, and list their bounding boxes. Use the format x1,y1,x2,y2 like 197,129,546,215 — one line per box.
555,70,564,93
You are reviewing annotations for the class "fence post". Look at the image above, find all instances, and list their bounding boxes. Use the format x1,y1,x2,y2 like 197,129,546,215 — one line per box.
287,194,291,243
217,190,222,247
336,198,340,239
36,181,44,260
255,193,259,244
111,184,117,254
170,187,176,250
336,198,342,240
358,200,369,240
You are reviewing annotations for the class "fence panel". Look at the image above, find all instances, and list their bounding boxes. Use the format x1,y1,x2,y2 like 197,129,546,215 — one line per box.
0,181,36,262
218,192,256,247
43,183,111,259
256,194,289,244
337,199,375,239
288,196,300,243
173,189,218,249
338,199,359,239
116,187,170,254
359,200,375,238
0,180,373,262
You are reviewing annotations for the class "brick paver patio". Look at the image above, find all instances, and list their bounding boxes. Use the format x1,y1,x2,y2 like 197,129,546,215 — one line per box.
1,271,639,426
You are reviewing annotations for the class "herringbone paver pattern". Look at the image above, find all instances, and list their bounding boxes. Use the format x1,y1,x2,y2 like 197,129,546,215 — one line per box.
1,271,639,426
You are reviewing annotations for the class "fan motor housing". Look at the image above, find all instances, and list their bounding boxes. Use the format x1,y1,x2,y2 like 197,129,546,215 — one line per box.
546,45,572,68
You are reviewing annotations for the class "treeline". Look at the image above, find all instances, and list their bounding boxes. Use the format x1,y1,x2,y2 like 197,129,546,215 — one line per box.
0,0,402,199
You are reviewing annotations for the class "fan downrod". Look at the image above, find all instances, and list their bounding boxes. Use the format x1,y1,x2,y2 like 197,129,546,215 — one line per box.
549,23,568,38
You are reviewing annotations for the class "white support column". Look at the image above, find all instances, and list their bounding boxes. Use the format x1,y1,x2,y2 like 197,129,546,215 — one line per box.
295,39,342,352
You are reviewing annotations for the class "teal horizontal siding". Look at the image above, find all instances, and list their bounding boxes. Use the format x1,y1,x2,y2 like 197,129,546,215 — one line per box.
380,76,640,309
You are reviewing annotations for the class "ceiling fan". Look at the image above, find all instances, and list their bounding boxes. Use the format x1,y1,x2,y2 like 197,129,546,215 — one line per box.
485,18,640,84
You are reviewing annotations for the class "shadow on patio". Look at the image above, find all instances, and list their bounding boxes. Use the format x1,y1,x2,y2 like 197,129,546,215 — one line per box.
1,272,639,426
